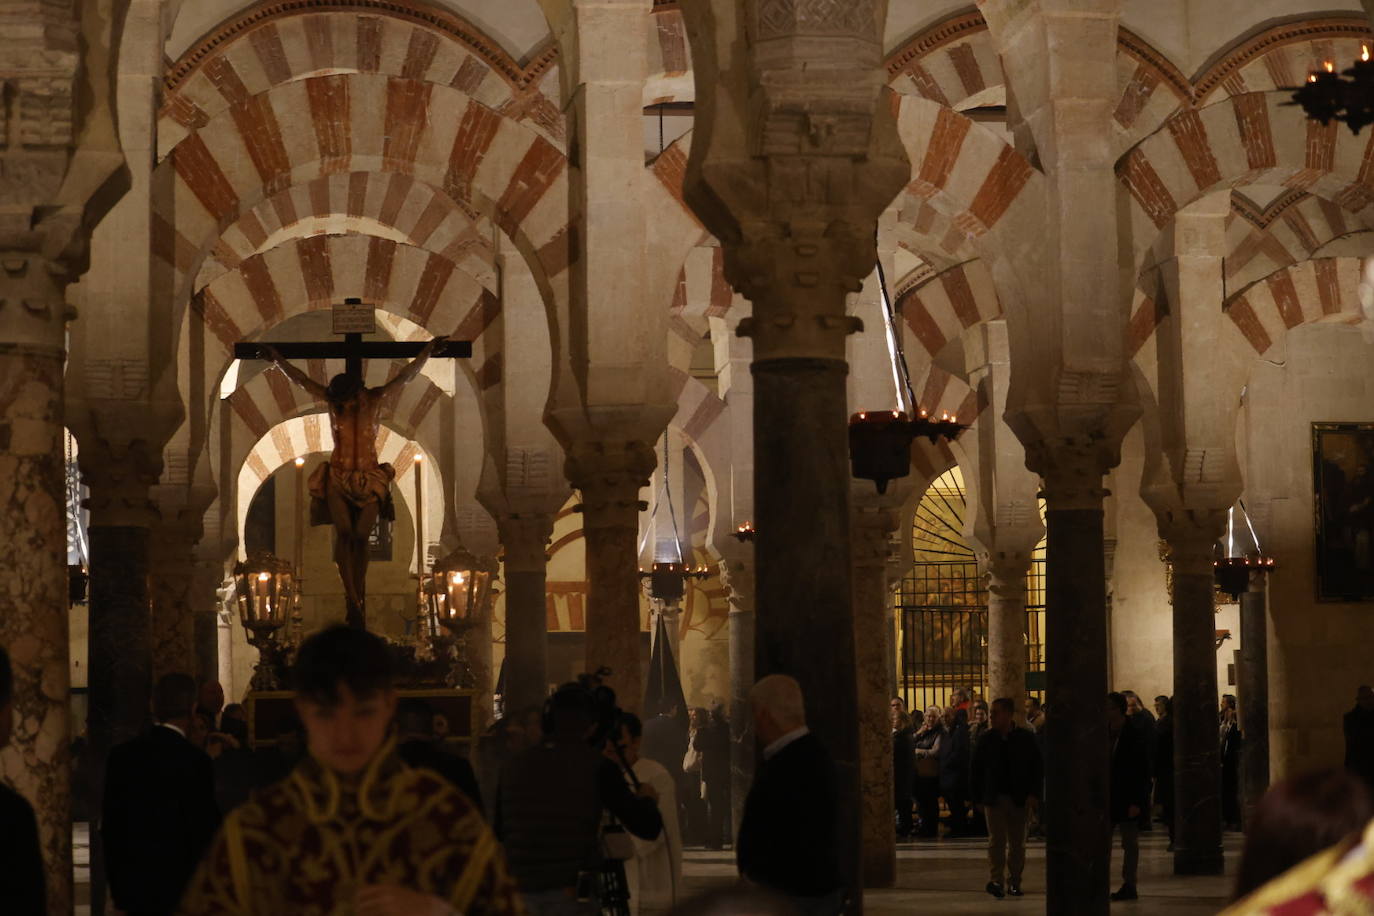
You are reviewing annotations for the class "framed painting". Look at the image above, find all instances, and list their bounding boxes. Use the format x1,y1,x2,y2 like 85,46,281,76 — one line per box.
1313,422,1374,601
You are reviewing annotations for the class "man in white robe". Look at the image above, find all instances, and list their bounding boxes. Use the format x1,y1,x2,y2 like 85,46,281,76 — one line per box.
615,713,684,913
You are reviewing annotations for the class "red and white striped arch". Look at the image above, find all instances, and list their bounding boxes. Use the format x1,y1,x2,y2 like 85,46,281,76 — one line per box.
1193,16,1373,106
1117,92,1374,267
1223,192,1361,294
885,12,1192,157
155,74,569,312
666,246,733,357
1224,257,1367,356
196,171,497,294
896,259,1002,359
645,4,691,104
159,0,564,161
181,236,498,407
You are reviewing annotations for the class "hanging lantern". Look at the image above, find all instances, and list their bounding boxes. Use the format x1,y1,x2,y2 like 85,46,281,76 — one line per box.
638,561,710,602
1213,556,1276,601
731,521,756,543
425,547,498,635
849,409,967,494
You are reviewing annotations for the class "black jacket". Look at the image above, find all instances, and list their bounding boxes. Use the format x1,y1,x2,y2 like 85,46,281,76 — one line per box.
102,725,221,913
736,732,841,898
0,782,44,915
398,738,484,813
939,721,970,793
1110,719,1152,825
970,727,1042,807
496,739,662,892
892,727,915,800
1347,706,1374,786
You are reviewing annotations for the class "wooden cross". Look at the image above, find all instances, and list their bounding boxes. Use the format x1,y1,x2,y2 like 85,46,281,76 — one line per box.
233,297,472,372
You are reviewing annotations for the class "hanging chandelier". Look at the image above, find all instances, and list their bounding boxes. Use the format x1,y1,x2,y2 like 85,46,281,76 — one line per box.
848,408,967,494
1213,502,1277,601
731,521,756,543
639,561,710,602
1289,44,1374,134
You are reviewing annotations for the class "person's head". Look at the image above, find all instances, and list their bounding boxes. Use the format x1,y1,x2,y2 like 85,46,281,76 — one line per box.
1234,768,1374,900
0,646,13,750
952,687,969,705
973,701,989,726
223,703,246,723
890,707,911,730
990,697,1015,734
545,682,597,742
1106,692,1128,730
749,675,806,746
291,625,397,775
326,372,364,402
154,673,198,727
198,681,225,718
923,705,942,729
1358,685,1374,710
1155,695,1172,718
889,697,907,716
1123,690,1142,715
396,697,436,743
617,712,643,766
941,706,957,728
1221,693,1238,711
690,707,708,728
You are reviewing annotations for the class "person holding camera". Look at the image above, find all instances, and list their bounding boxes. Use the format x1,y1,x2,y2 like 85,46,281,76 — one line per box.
496,681,664,915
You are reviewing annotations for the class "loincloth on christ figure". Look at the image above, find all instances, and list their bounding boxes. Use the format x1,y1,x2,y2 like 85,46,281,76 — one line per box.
307,461,396,525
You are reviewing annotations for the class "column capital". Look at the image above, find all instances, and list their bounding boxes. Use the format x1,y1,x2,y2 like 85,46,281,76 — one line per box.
497,513,555,572
852,505,900,570
76,432,163,528
0,253,74,351
565,440,655,531
982,550,1036,595
1159,509,1229,577
719,557,755,615
1025,437,1118,511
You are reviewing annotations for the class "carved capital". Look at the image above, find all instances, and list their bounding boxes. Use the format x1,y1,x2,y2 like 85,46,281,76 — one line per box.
982,551,1035,601
1159,509,1228,577
565,440,656,530
497,513,555,572
0,253,73,351
852,506,900,569
76,434,163,528
719,557,755,614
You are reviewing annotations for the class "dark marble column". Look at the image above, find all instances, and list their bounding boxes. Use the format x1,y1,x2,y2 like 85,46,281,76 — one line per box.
149,533,197,682
1168,530,1225,875
498,514,553,714
0,253,74,913
754,357,860,900
1042,477,1112,913
853,505,897,888
1238,575,1269,830
566,443,655,712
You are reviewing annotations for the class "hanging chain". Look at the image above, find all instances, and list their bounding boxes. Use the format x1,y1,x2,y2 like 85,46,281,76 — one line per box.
875,250,919,413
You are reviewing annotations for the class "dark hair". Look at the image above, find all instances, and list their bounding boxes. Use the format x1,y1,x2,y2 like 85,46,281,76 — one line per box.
991,697,1015,716
545,682,597,737
1107,692,1128,716
1234,768,1374,900
0,646,11,708
153,673,198,721
326,372,363,401
622,712,643,739
1222,694,1238,710
973,701,989,713
292,625,393,705
1155,695,1172,713
396,697,435,737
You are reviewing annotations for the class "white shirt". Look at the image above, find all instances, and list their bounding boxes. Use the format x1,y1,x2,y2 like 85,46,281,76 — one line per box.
763,726,809,761
626,757,682,914
157,722,187,740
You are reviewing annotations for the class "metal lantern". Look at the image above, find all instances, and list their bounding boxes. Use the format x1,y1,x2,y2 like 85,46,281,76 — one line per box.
639,561,710,602
1213,555,1276,601
849,409,967,494
232,552,296,691
1289,48,1374,135
425,547,498,635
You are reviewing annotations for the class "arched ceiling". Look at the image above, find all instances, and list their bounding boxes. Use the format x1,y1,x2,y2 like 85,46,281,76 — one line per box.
167,0,553,65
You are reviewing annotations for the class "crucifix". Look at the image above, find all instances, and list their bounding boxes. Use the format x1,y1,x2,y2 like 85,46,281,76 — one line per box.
234,298,471,631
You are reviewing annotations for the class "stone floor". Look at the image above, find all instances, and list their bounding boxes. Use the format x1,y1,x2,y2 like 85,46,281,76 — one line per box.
74,824,1243,914
681,831,1245,914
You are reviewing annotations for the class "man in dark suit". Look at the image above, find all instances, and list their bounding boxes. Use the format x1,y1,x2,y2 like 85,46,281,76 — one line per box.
736,674,841,916
970,697,1042,899
102,672,221,915
1108,691,1151,902
0,645,45,914
395,696,483,811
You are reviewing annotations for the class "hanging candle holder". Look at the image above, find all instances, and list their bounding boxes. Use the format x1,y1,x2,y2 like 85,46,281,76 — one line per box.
731,521,756,543
1289,46,1374,134
638,561,710,602
848,409,968,494
1213,502,1277,601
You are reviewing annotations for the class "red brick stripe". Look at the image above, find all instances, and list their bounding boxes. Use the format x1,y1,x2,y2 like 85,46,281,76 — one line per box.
451,56,488,95
232,93,292,193
246,452,270,481
918,367,952,412
347,171,369,217
308,175,332,218
304,16,333,72
297,235,333,303
445,101,502,205
905,64,950,107
1115,64,1160,129
304,413,323,453
1314,259,1342,315
475,353,502,389
1227,296,1272,353
249,23,292,86
940,266,982,327
968,145,1034,231
656,12,688,76
163,94,209,131
407,384,441,428
229,390,271,439
918,107,971,190
1126,296,1166,358
307,76,351,174
238,210,269,250
173,134,240,221
410,193,451,246
495,137,566,236
1266,271,1304,328
410,252,458,326
383,78,432,172
193,289,245,349
682,392,727,443
265,366,298,416
1167,109,1222,190
452,288,499,339
364,237,396,303
1233,93,1276,171
204,56,249,107
357,17,382,72
402,28,441,80
270,423,295,464
901,292,947,355
707,246,732,317
1262,48,1295,90
240,256,284,324
947,44,984,97
1119,149,1177,228
378,172,413,226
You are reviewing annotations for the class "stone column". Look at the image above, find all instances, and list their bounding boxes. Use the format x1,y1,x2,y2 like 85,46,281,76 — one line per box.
1165,521,1226,875
0,254,76,913
720,556,754,839
986,555,1033,708
852,505,898,888
566,441,655,711
1040,461,1113,908
1238,574,1269,828
191,558,224,685
498,513,554,714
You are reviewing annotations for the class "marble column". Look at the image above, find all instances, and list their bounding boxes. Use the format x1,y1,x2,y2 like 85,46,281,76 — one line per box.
566,442,655,712
1238,574,1269,828
721,557,754,840
852,505,898,888
986,555,1032,709
498,514,554,714
149,532,198,682
0,253,75,913
1166,524,1226,875
191,559,223,685
1041,469,1112,909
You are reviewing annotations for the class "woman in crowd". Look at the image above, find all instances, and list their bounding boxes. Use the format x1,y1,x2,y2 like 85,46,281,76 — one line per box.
912,705,945,838
892,703,916,838
1233,768,1374,901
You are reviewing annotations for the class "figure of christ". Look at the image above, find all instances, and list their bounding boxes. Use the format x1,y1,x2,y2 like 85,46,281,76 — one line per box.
261,338,442,630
